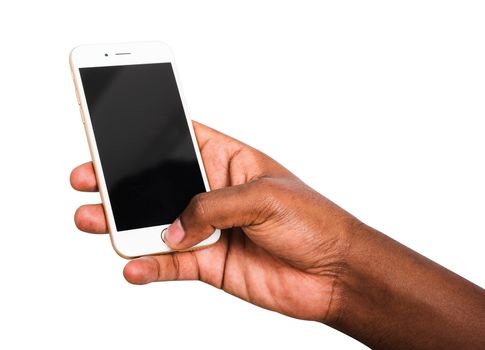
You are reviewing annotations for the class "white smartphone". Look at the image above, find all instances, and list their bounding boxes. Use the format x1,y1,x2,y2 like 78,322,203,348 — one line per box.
70,41,221,258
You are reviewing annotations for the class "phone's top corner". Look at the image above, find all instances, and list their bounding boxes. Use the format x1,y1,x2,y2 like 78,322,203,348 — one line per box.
69,45,81,67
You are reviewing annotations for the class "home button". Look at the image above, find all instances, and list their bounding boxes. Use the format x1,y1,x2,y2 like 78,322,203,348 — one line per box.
161,228,168,243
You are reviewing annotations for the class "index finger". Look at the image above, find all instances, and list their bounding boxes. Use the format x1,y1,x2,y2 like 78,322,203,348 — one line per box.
70,161,98,192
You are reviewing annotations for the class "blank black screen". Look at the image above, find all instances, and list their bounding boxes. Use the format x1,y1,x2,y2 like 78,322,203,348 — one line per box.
80,63,206,231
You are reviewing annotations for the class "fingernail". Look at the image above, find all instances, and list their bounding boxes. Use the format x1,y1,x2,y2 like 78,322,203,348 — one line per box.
166,218,185,245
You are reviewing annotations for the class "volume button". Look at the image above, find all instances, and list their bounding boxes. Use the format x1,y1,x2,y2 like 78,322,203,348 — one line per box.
75,88,81,105
71,68,81,105
79,107,86,124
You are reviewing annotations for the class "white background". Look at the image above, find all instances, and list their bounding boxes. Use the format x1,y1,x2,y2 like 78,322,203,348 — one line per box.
1,1,484,349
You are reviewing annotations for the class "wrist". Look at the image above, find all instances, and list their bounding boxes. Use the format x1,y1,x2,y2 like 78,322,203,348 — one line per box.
320,220,375,326
323,222,485,349
323,223,394,339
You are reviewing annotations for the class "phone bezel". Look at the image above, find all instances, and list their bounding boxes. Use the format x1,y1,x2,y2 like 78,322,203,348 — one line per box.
70,41,221,258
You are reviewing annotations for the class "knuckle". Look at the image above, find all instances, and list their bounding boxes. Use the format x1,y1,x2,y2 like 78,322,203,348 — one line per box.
171,254,181,281
252,176,282,198
188,193,208,218
250,177,285,216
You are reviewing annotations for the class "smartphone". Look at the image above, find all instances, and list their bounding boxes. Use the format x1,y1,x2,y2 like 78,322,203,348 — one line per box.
70,41,220,258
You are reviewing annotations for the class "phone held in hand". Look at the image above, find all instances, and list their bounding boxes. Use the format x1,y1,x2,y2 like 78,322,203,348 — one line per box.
70,41,220,258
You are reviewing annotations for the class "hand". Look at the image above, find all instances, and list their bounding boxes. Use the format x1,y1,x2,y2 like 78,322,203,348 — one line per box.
70,121,357,322
71,122,485,349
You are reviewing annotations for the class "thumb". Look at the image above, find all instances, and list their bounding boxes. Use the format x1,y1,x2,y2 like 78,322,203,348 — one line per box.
164,178,274,250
